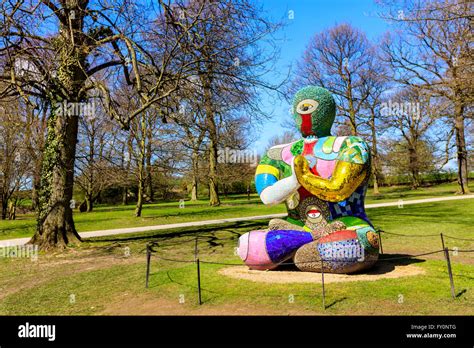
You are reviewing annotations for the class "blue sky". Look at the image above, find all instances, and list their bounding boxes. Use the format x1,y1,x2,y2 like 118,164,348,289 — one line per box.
252,0,391,153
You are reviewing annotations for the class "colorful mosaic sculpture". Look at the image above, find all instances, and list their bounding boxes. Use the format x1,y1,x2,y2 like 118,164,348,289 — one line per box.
237,86,379,273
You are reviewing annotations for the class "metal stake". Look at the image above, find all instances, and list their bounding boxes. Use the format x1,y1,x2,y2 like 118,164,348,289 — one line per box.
194,236,199,261
440,233,455,299
321,259,326,310
378,230,384,254
196,258,202,305
145,243,151,288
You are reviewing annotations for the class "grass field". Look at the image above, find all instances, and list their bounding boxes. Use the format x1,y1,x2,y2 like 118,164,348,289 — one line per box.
0,198,472,315
1,181,473,241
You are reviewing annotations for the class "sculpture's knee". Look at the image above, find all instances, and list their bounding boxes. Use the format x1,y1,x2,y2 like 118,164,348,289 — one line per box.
294,228,379,273
238,229,313,270
268,218,305,231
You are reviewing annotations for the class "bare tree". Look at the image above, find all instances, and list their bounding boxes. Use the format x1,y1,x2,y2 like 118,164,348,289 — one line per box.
381,87,442,188
177,0,283,206
293,23,375,135
266,131,298,148
0,96,30,219
169,97,207,201
359,50,391,194
75,99,118,212
378,0,472,193
0,0,205,249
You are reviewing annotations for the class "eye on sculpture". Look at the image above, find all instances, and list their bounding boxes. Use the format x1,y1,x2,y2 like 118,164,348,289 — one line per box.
296,99,319,114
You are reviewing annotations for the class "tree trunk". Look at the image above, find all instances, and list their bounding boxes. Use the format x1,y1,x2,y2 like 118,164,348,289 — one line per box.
373,175,380,195
208,135,220,206
30,103,82,250
121,137,132,206
190,149,199,201
145,167,154,202
135,177,144,217
29,6,86,250
30,103,47,211
85,194,93,212
135,114,147,217
1,201,7,220
191,179,198,201
7,199,16,220
454,102,470,194
1,155,11,220
408,145,419,189
122,187,128,205
202,75,220,207
370,112,380,195
31,171,41,211
145,129,154,202
346,80,358,136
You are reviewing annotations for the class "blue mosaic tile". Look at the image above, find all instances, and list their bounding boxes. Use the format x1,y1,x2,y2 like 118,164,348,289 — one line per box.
266,230,313,263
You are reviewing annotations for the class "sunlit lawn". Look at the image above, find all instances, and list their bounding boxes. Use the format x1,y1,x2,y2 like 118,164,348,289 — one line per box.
0,198,472,315
0,181,472,241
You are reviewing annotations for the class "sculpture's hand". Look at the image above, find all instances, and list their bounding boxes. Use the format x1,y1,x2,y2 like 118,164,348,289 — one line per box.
294,155,368,202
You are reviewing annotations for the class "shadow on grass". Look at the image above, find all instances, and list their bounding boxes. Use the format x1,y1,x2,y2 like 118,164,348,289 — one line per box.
361,253,426,275
325,297,348,309
86,220,269,246
271,254,426,276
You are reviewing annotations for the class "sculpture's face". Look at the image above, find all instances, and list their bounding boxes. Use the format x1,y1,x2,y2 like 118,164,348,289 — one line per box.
292,86,336,137
305,206,324,224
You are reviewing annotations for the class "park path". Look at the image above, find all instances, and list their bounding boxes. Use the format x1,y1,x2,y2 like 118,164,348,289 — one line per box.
1,194,473,247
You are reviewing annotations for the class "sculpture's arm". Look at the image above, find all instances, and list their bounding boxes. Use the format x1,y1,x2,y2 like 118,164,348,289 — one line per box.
294,138,370,202
255,155,300,205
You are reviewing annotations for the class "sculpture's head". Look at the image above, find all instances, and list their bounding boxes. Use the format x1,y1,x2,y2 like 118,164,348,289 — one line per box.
292,86,336,137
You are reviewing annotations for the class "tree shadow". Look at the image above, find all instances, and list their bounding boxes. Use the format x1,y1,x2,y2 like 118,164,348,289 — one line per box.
86,220,267,247
325,297,347,309
271,254,426,275
351,254,426,275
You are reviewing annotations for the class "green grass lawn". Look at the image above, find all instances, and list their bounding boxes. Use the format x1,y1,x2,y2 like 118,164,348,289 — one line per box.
0,181,472,241
0,198,472,315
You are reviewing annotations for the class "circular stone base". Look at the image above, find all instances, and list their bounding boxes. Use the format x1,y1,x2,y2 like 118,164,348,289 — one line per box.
218,262,425,284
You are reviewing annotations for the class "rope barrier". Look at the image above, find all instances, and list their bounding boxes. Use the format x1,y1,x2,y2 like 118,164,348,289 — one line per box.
378,230,441,237
376,229,474,242
145,237,473,306
443,235,474,241
152,248,455,267
139,234,239,249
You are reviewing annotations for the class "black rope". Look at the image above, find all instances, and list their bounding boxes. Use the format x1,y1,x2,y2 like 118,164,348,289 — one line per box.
377,229,474,240
443,235,474,241
152,249,453,267
378,249,444,260
145,235,240,250
379,230,440,237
